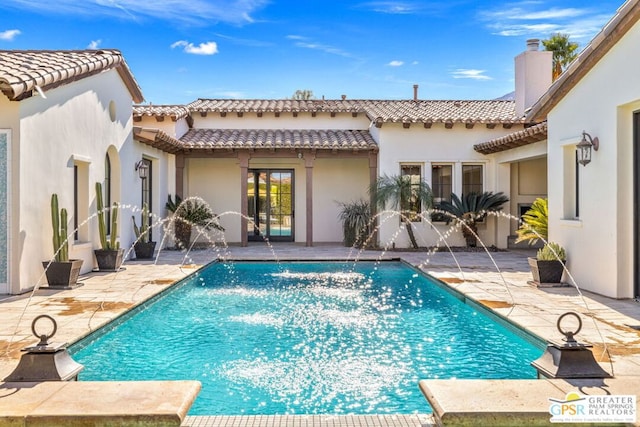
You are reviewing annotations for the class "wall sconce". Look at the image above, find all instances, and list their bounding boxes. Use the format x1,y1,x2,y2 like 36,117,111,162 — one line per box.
135,160,149,179
576,131,599,166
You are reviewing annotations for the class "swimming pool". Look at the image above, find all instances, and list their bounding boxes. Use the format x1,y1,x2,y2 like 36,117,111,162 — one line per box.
70,261,543,415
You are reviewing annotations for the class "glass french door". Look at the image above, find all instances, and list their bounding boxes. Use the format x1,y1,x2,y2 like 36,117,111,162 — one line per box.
247,169,294,242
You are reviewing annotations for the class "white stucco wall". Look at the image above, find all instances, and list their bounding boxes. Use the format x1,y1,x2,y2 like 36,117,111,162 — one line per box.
376,123,524,248
9,70,171,293
546,22,640,298
184,155,369,245
313,157,370,243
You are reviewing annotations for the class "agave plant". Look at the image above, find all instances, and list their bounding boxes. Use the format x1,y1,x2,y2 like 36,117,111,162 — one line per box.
337,199,371,248
438,191,509,247
515,197,548,245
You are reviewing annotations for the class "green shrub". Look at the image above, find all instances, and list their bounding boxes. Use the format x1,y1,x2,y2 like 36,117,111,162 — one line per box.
537,242,566,261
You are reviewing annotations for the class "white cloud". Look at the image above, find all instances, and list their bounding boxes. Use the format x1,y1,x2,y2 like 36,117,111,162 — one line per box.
87,39,101,49
480,4,613,41
171,40,219,55
291,39,351,58
451,69,492,81
1,0,268,25
359,2,419,14
388,60,404,67
0,29,21,41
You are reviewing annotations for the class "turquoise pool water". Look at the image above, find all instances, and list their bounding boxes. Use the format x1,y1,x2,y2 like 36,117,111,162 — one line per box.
71,261,543,415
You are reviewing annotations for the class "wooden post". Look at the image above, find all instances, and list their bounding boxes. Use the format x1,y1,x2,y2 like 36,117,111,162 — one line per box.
305,154,315,247
239,152,249,247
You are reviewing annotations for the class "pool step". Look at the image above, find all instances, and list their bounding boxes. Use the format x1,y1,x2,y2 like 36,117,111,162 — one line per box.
0,380,201,426
420,378,640,426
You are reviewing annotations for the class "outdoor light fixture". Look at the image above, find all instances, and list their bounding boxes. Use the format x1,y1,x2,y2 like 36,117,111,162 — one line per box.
531,312,611,379
576,131,599,167
135,160,149,179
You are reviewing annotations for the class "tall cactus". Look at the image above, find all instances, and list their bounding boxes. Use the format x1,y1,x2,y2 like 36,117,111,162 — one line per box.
96,182,119,250
132,202,150,243
50,194,69,262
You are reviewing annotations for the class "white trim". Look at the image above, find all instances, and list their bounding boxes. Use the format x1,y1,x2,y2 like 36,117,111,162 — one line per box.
70,154,92,164
0,129,11,294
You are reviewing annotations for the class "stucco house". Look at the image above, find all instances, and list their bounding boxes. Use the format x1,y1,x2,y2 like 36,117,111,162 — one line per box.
524,0,640,300
133,40,551,252
0,50,175,294
0,40,553,295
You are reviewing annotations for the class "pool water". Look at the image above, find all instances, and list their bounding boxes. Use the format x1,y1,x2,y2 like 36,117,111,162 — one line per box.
71,261,543,415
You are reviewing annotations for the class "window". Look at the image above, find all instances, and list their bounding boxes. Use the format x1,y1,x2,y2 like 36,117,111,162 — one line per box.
462,164,483,195
73,165,78,241
140,158,152,240
105,154,111,235
432,164,453,202
401,164,422,222
431,164,452,221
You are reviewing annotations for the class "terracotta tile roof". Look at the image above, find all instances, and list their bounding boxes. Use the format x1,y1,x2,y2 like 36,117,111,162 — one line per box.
362,100,523,125
185,98,525,125
133,127,184,154
187,98,363,114
180,129,378,151
0,49,143,102
474,122,547,154
527,0,640,122
133,105,191,121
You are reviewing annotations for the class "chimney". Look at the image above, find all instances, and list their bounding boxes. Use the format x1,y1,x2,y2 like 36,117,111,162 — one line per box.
515,38,552,117
413,84,419,101
341,94,347,100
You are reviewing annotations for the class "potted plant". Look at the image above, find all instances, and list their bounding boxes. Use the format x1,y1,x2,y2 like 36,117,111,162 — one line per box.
528,242,566,285
438,191,509,247
337,199,371,248
165,195,224,249
42,194,83,288
132,203,156,259
516,198,567,285
94,182,123,271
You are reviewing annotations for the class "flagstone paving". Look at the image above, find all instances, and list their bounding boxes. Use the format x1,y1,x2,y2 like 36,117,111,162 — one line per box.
0,244,638,426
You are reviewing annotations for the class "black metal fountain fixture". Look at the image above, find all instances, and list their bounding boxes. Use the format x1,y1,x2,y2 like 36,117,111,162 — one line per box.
531,311,612,379
4,314,84,382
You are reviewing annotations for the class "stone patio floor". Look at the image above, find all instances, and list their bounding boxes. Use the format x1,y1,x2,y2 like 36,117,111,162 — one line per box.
1,243,639,426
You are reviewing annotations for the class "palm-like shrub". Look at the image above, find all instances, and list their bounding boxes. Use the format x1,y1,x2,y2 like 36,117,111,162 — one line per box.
370,174,433,249
166,195,224,249
515,198,548,245
438,191,509,247
338,199,371,248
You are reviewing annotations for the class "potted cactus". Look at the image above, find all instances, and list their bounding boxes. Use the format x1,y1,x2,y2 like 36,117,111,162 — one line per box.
42,194,84,288
132,203,156,259
94,182,123,271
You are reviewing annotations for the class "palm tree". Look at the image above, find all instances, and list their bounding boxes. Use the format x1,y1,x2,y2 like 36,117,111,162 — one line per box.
515,198,548,245
438,191,509,247
370,174,433,249
542,33,579,81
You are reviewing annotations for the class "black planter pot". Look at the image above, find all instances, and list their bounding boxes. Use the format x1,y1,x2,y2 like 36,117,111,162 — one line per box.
133,241,157,259
94,248,124,271
528,257,566,285
42,259,84,288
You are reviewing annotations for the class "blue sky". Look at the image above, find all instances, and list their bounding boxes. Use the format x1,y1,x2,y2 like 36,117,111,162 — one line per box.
0,1,623,105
